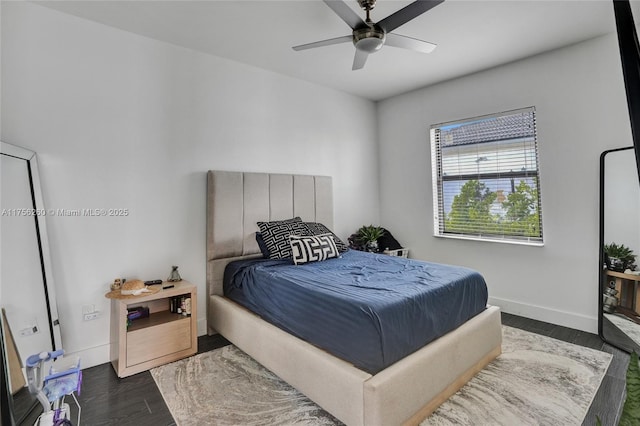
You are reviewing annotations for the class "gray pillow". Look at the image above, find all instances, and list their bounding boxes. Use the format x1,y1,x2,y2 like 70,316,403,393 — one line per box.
303,222,349,252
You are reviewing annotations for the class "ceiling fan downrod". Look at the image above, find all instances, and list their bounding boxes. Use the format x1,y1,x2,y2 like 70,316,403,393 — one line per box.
358,0,377,24
354,0,385,52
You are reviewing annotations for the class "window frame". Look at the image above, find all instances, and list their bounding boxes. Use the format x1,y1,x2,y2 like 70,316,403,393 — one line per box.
430,107,544,246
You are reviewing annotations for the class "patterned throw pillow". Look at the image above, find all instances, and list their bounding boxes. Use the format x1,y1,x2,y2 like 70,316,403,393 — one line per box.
257,217,308,260
289,234,339,265
303,222,349,252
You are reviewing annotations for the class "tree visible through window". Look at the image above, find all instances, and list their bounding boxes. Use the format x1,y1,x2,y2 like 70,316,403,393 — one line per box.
430,107,543,244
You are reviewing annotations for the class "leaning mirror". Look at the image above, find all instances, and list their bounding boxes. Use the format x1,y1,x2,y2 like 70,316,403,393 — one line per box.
1,141,62,424
600,146,640,353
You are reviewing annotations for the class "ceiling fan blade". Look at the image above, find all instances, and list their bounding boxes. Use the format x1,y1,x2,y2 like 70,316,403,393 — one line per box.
385,33,437,54
352,49,369,70
323,0,366,30
378,0,444,33
293,35,352,51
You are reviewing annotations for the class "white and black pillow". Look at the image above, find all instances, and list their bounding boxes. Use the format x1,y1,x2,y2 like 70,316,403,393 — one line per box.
257,217,308,260
289,234,339,265
303,222,349,252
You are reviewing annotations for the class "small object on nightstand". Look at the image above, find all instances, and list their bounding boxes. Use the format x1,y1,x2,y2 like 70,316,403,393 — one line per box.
167,265,182,282
127,306,150,321
184,297,191,316
111,278,122,291
144,280,163,285
382,248,410,258
105,279,160,299
162,283,175,290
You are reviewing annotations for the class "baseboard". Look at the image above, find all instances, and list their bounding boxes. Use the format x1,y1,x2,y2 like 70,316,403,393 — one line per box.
489,296,598,334
67,343,111,370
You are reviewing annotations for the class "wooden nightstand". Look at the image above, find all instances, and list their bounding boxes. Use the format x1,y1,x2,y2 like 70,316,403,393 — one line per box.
109,281,197,378
607,270,640,316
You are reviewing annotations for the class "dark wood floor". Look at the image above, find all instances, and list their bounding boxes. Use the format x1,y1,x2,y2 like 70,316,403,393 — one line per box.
10,314,628,425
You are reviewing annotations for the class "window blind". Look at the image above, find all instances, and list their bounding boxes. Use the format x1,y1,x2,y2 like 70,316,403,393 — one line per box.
430,107,543,244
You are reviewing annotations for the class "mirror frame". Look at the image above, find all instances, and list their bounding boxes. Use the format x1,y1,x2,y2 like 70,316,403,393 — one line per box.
1,313,15,426
598,145,637,352
1,142,62,349
613,0,640,186
1,141,62,424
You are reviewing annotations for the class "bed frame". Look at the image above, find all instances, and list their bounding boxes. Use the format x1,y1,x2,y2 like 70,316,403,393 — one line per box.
206,170,502,426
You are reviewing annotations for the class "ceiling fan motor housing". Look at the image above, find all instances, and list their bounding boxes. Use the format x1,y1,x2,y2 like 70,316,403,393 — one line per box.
353,26,386,53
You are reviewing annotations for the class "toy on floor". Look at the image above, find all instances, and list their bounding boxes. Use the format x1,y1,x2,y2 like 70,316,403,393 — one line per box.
26,349,82,426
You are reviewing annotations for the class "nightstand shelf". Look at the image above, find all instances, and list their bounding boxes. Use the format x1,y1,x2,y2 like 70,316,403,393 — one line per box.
127,310,186,332
110,281,197,378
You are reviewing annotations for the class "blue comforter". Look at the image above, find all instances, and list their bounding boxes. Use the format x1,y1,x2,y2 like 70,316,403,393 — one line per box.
224,249,488,374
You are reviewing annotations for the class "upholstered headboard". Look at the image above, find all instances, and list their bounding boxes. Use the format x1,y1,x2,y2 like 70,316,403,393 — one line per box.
206,171,333,299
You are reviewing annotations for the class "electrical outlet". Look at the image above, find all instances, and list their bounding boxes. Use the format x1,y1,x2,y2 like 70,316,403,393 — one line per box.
83,312,99,321
19,318,40,336
20,326,39,336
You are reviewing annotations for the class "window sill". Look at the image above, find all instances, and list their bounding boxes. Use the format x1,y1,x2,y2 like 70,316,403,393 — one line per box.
434,233,544,247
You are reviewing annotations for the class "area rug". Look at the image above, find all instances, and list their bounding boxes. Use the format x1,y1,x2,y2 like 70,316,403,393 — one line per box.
151,326,612,426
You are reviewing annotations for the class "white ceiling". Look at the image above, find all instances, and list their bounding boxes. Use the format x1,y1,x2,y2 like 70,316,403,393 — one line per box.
37,0,618,101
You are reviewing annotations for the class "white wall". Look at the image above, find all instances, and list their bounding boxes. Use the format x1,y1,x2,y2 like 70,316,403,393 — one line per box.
1,2,379,367
377,34,632,333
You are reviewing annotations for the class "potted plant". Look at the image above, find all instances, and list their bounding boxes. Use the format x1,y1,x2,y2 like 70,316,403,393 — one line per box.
356,225,385,253
604,242,637,272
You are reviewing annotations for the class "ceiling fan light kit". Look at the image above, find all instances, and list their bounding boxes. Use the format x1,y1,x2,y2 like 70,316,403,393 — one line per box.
292,0,443,70
353,26,386,53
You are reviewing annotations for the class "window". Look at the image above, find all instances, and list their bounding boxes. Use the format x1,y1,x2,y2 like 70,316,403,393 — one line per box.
430,107,543,244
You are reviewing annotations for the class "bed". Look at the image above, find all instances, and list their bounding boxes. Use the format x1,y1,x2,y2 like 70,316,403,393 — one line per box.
206,170,502,426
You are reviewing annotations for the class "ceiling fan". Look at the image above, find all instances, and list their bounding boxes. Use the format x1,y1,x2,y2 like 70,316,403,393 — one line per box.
293,0,444,70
